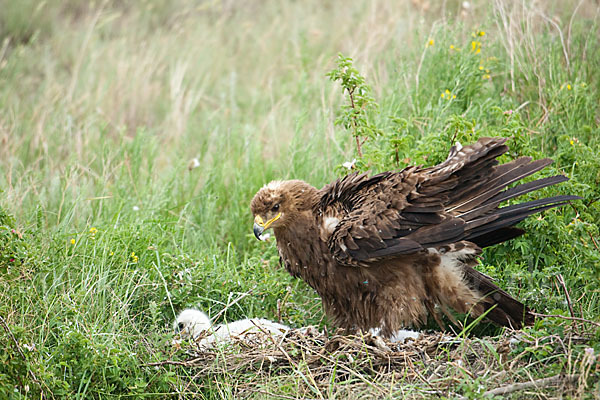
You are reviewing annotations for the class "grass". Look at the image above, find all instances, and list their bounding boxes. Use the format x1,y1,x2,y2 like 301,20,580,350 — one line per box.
0,0,599,398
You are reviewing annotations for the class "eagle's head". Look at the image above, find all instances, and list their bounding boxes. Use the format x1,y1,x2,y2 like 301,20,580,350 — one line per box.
250,180,317,240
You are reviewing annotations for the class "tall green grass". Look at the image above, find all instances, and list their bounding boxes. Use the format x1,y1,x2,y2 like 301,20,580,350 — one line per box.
0,0,598,397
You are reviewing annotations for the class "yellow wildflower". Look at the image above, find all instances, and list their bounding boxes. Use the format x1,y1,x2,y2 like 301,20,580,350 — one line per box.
567,84,572,90
441,93,445,98
70,238,76,245
452,94,456,99
570,140,574,145
479,66,484,70
445,89,451,94
479,31,486,36
426,39,434,47
471,41,482,54
109,251,114,256
450,44,455,50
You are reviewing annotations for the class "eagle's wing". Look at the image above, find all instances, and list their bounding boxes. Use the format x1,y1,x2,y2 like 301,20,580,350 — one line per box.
319,168,462,266
320,137,579,267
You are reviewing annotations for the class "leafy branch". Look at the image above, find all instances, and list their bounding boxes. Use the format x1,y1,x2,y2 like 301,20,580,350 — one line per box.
327,54,381,158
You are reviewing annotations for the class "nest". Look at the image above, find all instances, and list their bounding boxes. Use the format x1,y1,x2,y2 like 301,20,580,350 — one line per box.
155,327,592,399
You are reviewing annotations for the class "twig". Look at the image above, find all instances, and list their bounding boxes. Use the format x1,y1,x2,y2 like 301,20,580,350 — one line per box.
0,315,47,399
555,274,575,318
482,374,579,397
585,197,599,208
212,289,254,323
347,87,363,158
531,312,600,328
587,231,599,251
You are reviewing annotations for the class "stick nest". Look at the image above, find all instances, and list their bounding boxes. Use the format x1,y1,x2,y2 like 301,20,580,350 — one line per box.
157,327,596,399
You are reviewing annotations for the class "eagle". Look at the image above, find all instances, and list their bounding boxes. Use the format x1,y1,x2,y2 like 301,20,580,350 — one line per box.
251,137,579,337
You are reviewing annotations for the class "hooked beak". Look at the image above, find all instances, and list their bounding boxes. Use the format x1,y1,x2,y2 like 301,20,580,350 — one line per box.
253,213,281,240
253,222,264,240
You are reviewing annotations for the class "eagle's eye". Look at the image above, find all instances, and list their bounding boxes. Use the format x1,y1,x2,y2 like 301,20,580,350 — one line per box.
272,204,280,212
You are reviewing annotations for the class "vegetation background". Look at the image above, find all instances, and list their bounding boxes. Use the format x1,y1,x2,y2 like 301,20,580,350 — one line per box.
0,0,598,398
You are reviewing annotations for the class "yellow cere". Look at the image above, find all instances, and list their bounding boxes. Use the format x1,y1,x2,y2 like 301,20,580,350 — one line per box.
265,213,281,228
255,213,281,228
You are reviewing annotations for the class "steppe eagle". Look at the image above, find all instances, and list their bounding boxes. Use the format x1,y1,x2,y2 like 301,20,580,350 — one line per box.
251,137,578,337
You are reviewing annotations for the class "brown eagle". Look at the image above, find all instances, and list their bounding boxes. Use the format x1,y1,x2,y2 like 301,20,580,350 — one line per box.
251,137,578,337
